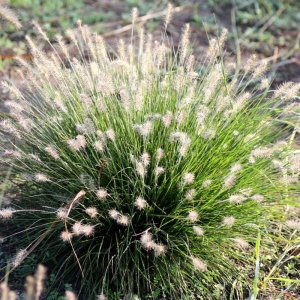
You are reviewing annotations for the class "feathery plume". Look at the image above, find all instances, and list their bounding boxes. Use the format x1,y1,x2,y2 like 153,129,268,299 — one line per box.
162,111,173,127
228,194,246,204
183,172,195,185
223,216,235,227
85,207,98,218
12,249,28,268
234,238,249,250
177,111,186,125
0,5,21,29
60,231,73,242
97,188,108,201
136,161,146,179
251,147,272,158
131,7,139,25
164,3,173,28
140,231,155,250
185,189,196,200
202,179,212,188
191,256,207,272
244,54,257,74
180,23,190,62
193,225,204,236
274,82,300,100
108,209,120,220
252,60,268,79
34,173,50,182
56,208,68,220
45,145,60,159
0,207,15,220
67,135,86,151
155,166,165,176
141,152,151,167
156,148,164,161
230,163,242,173
65,291,77,300
286,219,300,230
72,222,94,237
188,210,199,222
134,121,153,137
94,140,105,152
134,196,148,210
97,293,107,300
117,214,130,226
223,174,236,189
251,194,264,202
35,264,47,300
259,78,270,90
154,243,167,257
105,129,115,141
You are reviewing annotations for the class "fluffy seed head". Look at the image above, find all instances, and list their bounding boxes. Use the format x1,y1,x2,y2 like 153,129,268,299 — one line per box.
193,225,204,236
56,208,68,220
223,174,236,189
252,147,272,158
156,148,164,161
223,216,236,227
154,243,167,257
183,172,195,185
117,214,130,226
0,208,15,220
65,291,77,300
45,145,59,159
97,293,107,300
34,173,50,182
94,140,105,152
286,219,300,230
85,207,98,218
108,209,120,220
60,231,73,242
191,256,207,272
230,163,242,173
185,189,196,200
140,231,156,250
239,188,253,197
106,129,115,141
134,196,148,210
251,194,264,202
155,166,165,176
162,111,173,127
134,121,152,137
136,161,146,178
81,224,95,236
140,231,153,244
202,179,212,188
12,249,27,268
0,5,22,29
97,188,108,200
234,238,249,250
67,135,86,151
228,194,246,204
141,152,151,167
72,222,94,236
164,3,173,28
188,210,199,222
71,222,82,236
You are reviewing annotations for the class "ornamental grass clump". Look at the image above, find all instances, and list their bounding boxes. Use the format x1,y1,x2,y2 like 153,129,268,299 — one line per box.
0,10,299,299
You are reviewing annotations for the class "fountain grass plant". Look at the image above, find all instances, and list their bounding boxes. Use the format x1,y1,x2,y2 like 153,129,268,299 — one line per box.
0,7,299,299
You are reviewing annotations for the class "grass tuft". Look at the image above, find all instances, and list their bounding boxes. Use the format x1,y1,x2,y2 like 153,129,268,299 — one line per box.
0,12,299,299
